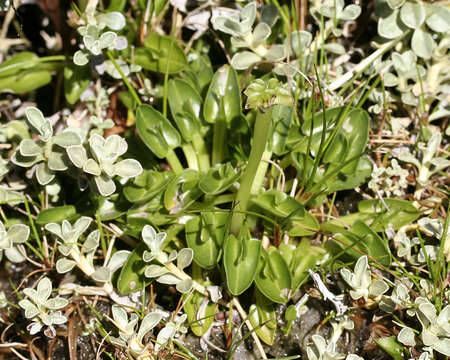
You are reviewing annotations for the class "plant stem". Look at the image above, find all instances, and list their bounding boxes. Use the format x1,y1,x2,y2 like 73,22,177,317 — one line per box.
212,118,228,165
231,109,272,235
166,149,184,174
192,133,210,172
182,144,199,170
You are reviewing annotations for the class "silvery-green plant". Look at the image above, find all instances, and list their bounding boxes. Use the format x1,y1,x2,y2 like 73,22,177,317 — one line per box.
89,116,114,134
368,159,409,197
104,59,141,80
306,334,363,360
311,0,361,37
67,133,143,196
11,107,81,186
73,11,126,67
418,217,450,261
0,220,29,263
18,277,68,336
45,217,129,288
154,313,188,353
395,227,439,265
211,2,287,70
340,256,389,301
376,0,449,60
142,225,194,294
416,302,450,356
396,131,450,197
109,305,163,358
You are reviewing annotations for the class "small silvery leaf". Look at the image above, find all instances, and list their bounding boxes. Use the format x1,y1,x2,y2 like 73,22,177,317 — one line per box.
94,174,116,196
176,279,193,293
426,7,450,33
50,312,67,325
114,159,143,178
19,299,39,318
397,327,416,346
369,279,389,297
111,305,128,329
411,28,434,59
4,246,25,263
37,277,52,301
378,10,404,39
82,230,100,253
25,107,52,141
97,12,126,30
168,250,178,262
67,145,88,168
177,248,193,270
91,267,111,282
47,150,69,171
341,4,361,20
36,163,55,185
83,159,102,176
323,43,346,55
231,51,261,70
19,139,42,156
73,50,90,66
46,297,68,310
399,2,425,29
52,131,81,148
386,0,405,9
265,44,287,61
145,264,169,278
252,22,271,45
99,32,116,50
156,273,180,285
106,250,130,273
7,224,30,244
27,322,43,335
56,258,77,273
136,312,163,343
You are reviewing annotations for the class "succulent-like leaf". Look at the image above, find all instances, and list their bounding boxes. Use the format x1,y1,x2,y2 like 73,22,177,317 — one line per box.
7,224,30,244
56,258,77,273
114,159,143,178
136,312,163,343
177,248,193,270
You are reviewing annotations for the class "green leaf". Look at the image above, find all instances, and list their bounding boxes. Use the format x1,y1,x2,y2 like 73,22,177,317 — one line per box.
375,336,404,360
271,105,295,155
163,169,202,212
183,288,216,336
185,212,228,269
36,205,77,225
251,190,319,236
135,34,187,74
167,79,203,142
136,104,181,158
224,232,261,296
198,163,240,195
204,65,241,125
117,242,149,294
64,64,91,105
255,247,291,303
378,10,404,39
249,290,277,345
123,170,173,204
426,6,450,33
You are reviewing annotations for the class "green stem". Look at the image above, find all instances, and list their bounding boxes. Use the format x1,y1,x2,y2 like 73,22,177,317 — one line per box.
250,149,272,194
106,50,141,106
166,148,183,174
212,118,228,165
231,109,272,235
192,133,210,172
182,144,199,170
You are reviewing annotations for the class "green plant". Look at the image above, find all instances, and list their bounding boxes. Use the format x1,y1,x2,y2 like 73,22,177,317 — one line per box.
0,220,29,263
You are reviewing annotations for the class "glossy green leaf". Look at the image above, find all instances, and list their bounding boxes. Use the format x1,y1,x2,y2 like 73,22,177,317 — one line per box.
224,232,261,296
163,169,202,212
36,206,77,225
185,212,228,269
198,163,240,195
136,104,181,158
64,64,91,105
375,336,404,360
117,242,150,294
168,79,203,142
183,53,213,94
183,288,216,336
135,34,187,74
123,170,173,203
204,65,241,125
252,190,319,236
255,247,291,303
249,289,277,345
271,105,295,156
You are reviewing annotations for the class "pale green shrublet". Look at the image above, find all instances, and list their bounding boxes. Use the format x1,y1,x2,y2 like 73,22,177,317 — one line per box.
368,159,408,197
211,2,287,69
109,305,163,357
314,0,361,23
45,217,130,284
416,302,450,356
306,334,364,360
340,256,389,301
244,78,293,110
141,225,194,294
18,277,68,336
376,0,449,59
329,315,354,345
154,314,188,353
11,107,81,186
104,59,142,80
397,132,450,192
67,133,143,196
0,220,29,263
418,217,450,261
89,116,114,133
